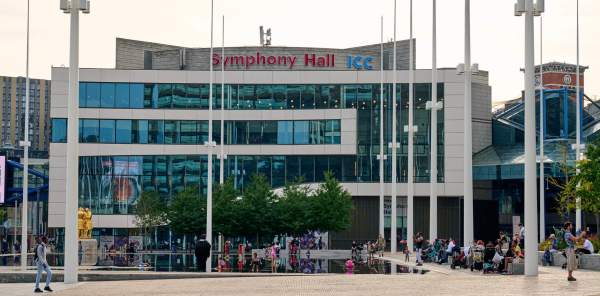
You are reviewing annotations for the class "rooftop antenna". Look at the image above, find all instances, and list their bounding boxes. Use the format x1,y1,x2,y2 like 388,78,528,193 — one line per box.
260,26,272,46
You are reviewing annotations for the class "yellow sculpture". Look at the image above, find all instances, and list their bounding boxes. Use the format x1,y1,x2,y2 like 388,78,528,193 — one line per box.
78,207,93,239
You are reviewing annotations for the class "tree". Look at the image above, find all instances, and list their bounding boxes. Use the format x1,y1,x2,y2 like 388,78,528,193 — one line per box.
134,190,166,249
167,186,206,237
309,171,353,233
238,174,277,242
574,138,600,228
213,178,241,237
548,141,577,218
277,180,312,236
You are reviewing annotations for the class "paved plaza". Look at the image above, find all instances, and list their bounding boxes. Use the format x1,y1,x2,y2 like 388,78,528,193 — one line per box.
2,262,600,296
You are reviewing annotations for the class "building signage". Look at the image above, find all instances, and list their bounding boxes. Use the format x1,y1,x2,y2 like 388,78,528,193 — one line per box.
346,55,373,70
212,52,374,71
213,53,334,69
0,156,5,204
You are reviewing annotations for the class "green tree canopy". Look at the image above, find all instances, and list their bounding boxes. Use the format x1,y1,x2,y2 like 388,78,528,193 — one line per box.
167,186,206,236
309,171,353,233
213,178,241,236
238,174,278,239
134,190,166,231
277,179,312,236
575,138,600,216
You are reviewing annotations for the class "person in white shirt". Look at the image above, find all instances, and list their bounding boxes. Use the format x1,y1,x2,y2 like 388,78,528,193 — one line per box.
34,235,53,293
582,232,594,254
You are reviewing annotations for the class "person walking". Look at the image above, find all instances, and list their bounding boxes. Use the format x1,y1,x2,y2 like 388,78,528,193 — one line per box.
34,235,53,293
564,221,581,281
414,233,424,266
194,235,211,272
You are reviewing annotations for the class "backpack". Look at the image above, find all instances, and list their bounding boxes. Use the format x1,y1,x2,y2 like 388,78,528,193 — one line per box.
33,243,41,262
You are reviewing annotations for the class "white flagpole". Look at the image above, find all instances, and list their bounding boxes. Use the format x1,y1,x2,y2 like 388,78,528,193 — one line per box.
407,0,415,253
463,0,474,248
206,0,214,272
379,15,385,238
391,0,398,254
220,15,225,185
575,0,582,232
539,15,545,243
429,0,438,242
20,0,31,270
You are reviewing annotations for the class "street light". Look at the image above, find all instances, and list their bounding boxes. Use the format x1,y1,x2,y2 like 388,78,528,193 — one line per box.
390,0,398,254
515,0,544,277
19,0,31,271
206,0,215,273
60,0,90,284
427,0,444,242
407,0,415,252
378,15,385,238
457,0,478,249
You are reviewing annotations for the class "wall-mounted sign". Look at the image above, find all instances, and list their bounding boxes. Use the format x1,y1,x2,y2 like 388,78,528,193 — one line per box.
346,55,373,70
212,53,335,70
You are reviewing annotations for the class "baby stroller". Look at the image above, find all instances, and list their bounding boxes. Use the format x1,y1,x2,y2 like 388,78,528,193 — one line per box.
482,246,497,274
470,245,484,271
451,248,467,269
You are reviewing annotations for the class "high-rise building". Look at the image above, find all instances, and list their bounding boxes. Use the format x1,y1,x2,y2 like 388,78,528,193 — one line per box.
0,76,51,158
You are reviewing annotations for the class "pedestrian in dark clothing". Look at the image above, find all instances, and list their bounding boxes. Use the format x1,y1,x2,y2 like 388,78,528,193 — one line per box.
195,235,212,272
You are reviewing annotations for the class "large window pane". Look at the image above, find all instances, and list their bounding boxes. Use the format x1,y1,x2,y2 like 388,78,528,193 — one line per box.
301,85,315,109
100,83,116,108
164,120,179,144
300,156,315,182
186,84,202,108
148,120,164,144
115,83,130,108
286,156,300,183
238,85,255,110
256,85,273,109
180,121,197,144
51,118,67,143
262,121,277,144
248,121,262,144
144,84,158,108
310,120,325,144
233,121,248,144
99,120,115,143
293,121,309,144
86,82,101,107
272,85,286,109
325,120,341,144
277,121,293,144
130,83,144,108
157,84,172,108
81,119,99,143
286,85,301,109
79,83,87,107
116,120,132,144
271,156,285,188
172,84,188,108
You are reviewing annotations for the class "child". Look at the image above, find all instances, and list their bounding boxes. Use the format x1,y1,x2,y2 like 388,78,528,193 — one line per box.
345,258,354,274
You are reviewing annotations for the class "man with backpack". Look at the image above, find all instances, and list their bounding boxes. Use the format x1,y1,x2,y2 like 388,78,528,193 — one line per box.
34,235,53,293
194,235,211,272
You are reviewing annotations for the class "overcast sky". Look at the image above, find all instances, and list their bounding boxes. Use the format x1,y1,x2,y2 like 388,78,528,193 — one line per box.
0,0,598,103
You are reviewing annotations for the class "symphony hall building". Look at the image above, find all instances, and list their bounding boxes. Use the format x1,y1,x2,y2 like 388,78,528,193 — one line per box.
48,37,496,248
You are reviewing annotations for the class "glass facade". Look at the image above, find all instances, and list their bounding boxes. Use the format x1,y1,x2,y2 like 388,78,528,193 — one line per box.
79,154,357,214
52,119,341,145
61,82,446,216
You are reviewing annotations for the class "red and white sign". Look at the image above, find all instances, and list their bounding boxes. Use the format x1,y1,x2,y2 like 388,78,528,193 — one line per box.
212,52,335,69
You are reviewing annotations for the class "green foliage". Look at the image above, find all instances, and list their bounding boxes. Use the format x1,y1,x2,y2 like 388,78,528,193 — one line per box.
134,190,166,230
167,186,206,236
0,207,6,222
237,174,278,238
310,171,353,233
213,178,241,236
591,235,600,254
575,138,600,215
277,179,312,236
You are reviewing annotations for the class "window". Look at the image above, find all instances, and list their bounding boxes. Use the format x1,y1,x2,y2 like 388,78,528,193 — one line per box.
130,84,144,108
277,121,293,144
325,120,341,144
85,83,101,107
262,121,277,144
100,83,116,108
116,120,132,144
157,84,172,108
301,85,315,109
248,121,262,144
99,120,115,143
172,84,187,108
148,120,164,144
164,120,179,144
133,120,148,144
293,121,309,144
115,83,130,108
180,121,197,144
81,119,99,143
51,118,67,143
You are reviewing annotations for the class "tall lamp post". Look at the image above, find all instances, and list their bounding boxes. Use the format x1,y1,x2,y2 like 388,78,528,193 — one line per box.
538,15,545,243
378,15,385,238
205,0,216,273
60,0,90,284
19,0,31,270
406,0,415,252
574,0,582,232
515,0,544,277
426,0,443,242
458,0,477,248
390,0,398,254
